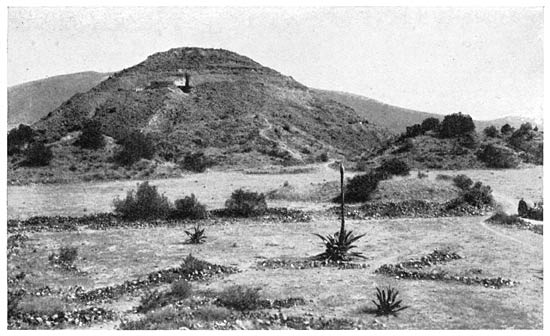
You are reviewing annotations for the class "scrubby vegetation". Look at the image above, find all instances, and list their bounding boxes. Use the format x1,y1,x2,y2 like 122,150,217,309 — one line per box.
113,130,155,166
180,152,215,173
8,124,35,156
216,285,262,311
452,174,473,190
75,119,105,149
477,144,519,168
438,112,475,138
172,194,208,220
21,142,53,167
224,189,267,217
375,158,410,177
113,181,172,220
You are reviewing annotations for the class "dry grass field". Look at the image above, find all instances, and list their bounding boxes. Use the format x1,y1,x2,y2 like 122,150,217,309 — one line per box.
7,164,543,329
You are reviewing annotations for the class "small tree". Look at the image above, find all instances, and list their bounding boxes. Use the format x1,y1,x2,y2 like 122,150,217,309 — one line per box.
22,142,53,166
421,117,440,133
76,119,105,149
113,131,155,166
483,125,499,138
439,112,475,138
404,124,423,138
500,123,514,135
8,124,35,155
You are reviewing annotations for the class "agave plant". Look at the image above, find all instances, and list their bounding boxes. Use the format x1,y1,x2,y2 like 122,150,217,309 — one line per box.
185,225,207,244
313,229,366,261
372,286,408,316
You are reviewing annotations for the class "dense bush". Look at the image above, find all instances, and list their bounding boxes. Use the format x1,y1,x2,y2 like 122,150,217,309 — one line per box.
75,119,105,149
458,132,480,149
225,189,267,217
452,174,473,190
172,194,208,219
404,124,423,138
317,152,329,162
483,125,499,138
22,142,53,166
216,285,261,311
462,182,494,207
113,131,155,166
421,117,440,133
180,152,214,173
339,172,382,203
376,158,410,177
438,112,475,138
113,181,172,220
8,124,35,155
477,144,519,168
500,123,514,135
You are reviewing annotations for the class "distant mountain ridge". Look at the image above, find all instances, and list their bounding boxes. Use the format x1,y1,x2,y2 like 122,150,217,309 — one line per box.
317,90,542,133
8,71,111,128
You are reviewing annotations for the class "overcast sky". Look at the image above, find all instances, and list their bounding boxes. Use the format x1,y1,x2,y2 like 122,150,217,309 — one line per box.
7,6,544,121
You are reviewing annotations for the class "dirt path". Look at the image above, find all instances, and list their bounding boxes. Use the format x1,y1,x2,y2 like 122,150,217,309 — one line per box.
477,220,525,245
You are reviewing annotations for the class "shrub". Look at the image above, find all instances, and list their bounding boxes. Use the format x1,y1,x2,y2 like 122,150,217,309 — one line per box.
483,125,499,138
477,144,519,168
452,174,473,190
404,124,423,138
171,280,192,299
458,131,480,149
172,194,208,219
180,254,211,274
8,124,35,155
339,172,382,203
75,119,105,149
217,285,261,311
370,286,408,316
317,152,329,162
486,211,527,225
439,112,475,138
313,229,366,261
113,181,172,220
225,189,267,217
137,290,167,313
49,246,78,268
501,123,514,135
376,158,410,177
421,117,440,133
180,152,214,173
184,225,207,244
22,141,53,166
462,182,494,207
113,130,155,166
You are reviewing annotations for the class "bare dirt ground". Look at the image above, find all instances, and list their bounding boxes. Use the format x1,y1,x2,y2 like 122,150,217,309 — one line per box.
7,164,543,329
7,165,542,219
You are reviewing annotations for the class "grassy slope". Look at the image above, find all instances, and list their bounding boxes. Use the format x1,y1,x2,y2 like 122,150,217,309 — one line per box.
8,72,110,128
